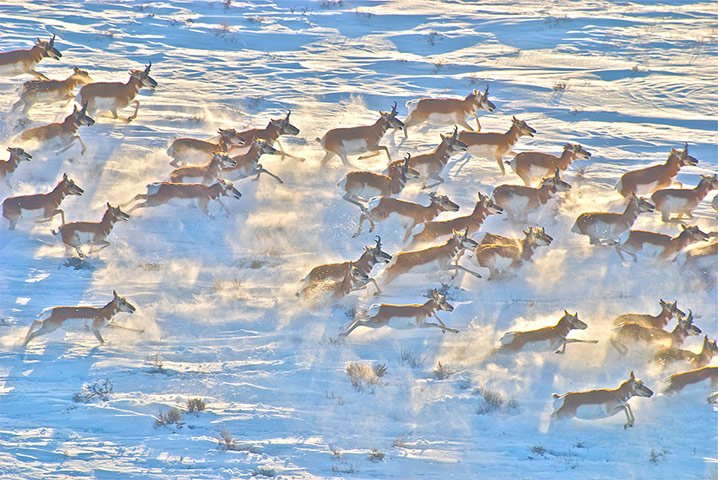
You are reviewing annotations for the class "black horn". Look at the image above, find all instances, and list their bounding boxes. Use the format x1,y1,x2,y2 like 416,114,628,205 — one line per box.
145,60,152,73
375,235,382,248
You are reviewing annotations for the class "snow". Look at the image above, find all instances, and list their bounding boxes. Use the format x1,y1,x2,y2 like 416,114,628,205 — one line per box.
0,0,716,478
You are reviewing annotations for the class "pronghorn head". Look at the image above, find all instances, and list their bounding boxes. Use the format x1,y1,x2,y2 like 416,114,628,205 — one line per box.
217,179,242,199
680,224,710,243
107,202,130,222
565,143,591,160
676,309,701,336
562,310,587,330
659,299,685,319
627,371,654,398
212,152,237,170
703,336,718,357
699,173,718,190
477,192,504,215
8,147,31,163
511,116,536,137
130,61,158,88
474,86,496,112
271,111,300,136
113,290,136,314
217,128,245,147
254,138,279,155
442,126,469,153
452,227,479,249
524,226,553,246
381,102,405,131
365,235,392,263
428,191,460,212
70,66,93,84
430,288,454,312
36,34,62,60
671,143,698,167
60,173,84,196
73,102,96,126
628,193,655,213
400,154,420,179
540,169,571,192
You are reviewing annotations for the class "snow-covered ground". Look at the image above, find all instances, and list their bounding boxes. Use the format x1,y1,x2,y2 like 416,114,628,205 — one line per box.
0,0,716,478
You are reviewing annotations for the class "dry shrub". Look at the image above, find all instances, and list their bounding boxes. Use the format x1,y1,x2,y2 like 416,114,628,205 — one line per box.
346,362,386,392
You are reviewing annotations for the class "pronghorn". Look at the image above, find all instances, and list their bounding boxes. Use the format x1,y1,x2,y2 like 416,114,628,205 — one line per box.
402,87,496,138
680,239,718,286
382,228,482,285
301,236,392,295
51,203,130,258
12,67,93,115
299,263,370,304
407,192,503,248
168,152,237,184
615,225,710,262
651,174,718,222
571,194,654,245
0,35,61,80
474,226,553,279
167,129,245,167
610,310,702,355
458,116,536,175
122,179,242,217
491,169,571,222
551,372,653,429
353,191,460,240
0,147,32,180
338,155,419,212
18,102,95,155
385,126,468,189
654,335,718,369
224,139,284,184
23,291,139,346
493,310,597,355
508,143,591,186
77,62,157,122
615,144,698,198
231,111,301,160
663,366,718,394
611,299,684,329
340,288,458,337
2,173,83,230
317,103,404,167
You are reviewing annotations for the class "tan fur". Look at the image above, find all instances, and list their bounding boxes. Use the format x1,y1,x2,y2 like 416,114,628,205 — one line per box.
611,300,683,329
122,180,241,217
53,203,130,258
0,147,31,180
651,174,718,222
19,103,95,155
12,67,93,114
458,116,535,175
663,366,718,394
0,35,61,79
510,143,591,186
495,311,593,355
654,336,718,369
616,225,710,262
572,194,654,245
2,173,83,229
492,171,571,222
475,227,553,279
616,145,698,198
403,88,495,138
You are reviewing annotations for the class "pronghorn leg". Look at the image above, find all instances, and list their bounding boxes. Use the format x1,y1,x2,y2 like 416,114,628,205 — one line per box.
107,323,144,333
24,320,60,345
11,97,25,113
615,247,636,263
42,208,65,225
622,404,634,428
23,319,43,345
555,338,567,354
610,338,628,355
255,167,284,184
56,138,78,154
457,119,474,132
319,151,336,165
444,263,482,279
565,339,599,346
5,214,20,230
473,113,482,132
215,198,231,217
127,100,140,123
91,327,105,344
76,136,87,155
431,313,458,333
494,154,506,175
274,139,286,154
121,194,148,210
198,198,212,217
342,193,368,213
364,278,382,296
423,173,445,190
28,70,49,80
88,240,111,254
353,213,369,238
402,222,417,243
339,315,367,337
339,152,356,168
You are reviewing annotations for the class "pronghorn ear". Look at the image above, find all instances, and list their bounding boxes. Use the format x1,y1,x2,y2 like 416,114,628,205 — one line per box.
681,224,688,230
6,147,11,152
74,66,80,73
63,172,68,180
629,371,635,380
113,290,118,297
106,202,111,208
564,309,569,315
523,228,529,235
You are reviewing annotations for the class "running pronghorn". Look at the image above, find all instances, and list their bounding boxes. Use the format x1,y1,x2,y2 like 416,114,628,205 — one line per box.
492,310,597,355
317,103,404,167
407,192,503,248
654,335,718,370
615,144,698,198
651,173,718,222
353,191,460,240
0,147,32,181
77,62,157,122
402,87,496,138
12,67,93,115
167,129,245,167
382,228,482,285
551,372,653,429
301,236,392,295
168,152,237,184
224,139,284,184
474,226,553,279
23,291,139,346
571,194,654,245
610,310,702,355
385,126,468,189
491,169,571,222
231,111,302,160
52,203,130,258
615,224,710,262
0,35,62,80
611,299,685,329
508,143,591,186
2,173,83,230
18,102,95,155
663,366,718,394
458,116,536,175
122,179,242,217
340,288,459,337
299,263,370,304
338,155,419,212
